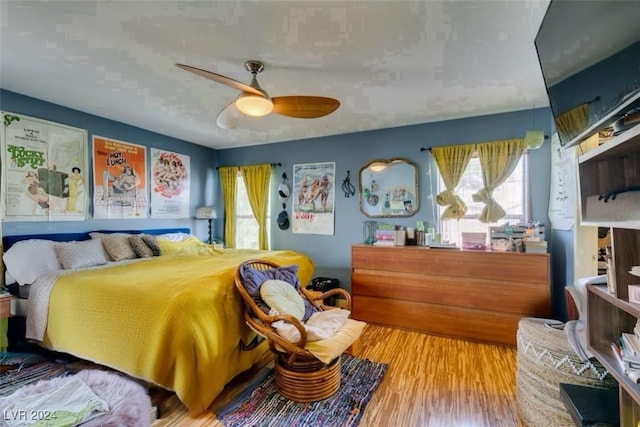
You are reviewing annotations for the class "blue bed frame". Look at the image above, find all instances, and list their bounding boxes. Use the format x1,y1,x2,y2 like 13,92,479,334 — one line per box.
1,227,191,350
2,228,191,251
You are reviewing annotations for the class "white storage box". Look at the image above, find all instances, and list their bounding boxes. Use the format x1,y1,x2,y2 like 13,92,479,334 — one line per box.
461,232,487,250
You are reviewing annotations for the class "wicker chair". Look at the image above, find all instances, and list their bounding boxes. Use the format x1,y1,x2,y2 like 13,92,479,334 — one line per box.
234,259,364,402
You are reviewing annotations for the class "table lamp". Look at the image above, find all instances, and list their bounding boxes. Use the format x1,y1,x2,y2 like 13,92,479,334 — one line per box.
195,206,217,244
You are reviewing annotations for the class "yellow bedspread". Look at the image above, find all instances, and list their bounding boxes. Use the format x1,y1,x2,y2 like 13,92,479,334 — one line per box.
41,249,314,414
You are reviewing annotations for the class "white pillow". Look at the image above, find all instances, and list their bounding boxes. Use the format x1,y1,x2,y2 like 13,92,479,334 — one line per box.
5,271,16,286
260,279,305,321
54,239,109,270
156,232,192,242
3,239,61,286
273,309,351,343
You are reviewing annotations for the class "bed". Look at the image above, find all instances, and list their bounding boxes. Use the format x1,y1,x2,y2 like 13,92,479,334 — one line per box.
2,228,314,414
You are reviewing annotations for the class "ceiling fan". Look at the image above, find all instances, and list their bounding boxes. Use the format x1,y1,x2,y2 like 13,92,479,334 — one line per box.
176,60,340,129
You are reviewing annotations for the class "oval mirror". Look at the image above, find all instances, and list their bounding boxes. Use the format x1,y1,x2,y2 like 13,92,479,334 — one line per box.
359,158,419,218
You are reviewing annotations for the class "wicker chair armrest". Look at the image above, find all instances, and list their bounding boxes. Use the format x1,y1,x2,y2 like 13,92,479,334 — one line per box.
303,287,352,311
268,313,308,348
246,312,309,350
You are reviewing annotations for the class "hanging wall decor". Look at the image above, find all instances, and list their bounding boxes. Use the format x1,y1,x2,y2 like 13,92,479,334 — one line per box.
292,161,335,235
1,111,88,222
92,135,148,219
150,148,190,218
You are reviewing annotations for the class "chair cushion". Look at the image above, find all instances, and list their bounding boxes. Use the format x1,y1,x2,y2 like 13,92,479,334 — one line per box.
272,308,351,342
239,263,316,321
260,279,306,320
304,318,366,364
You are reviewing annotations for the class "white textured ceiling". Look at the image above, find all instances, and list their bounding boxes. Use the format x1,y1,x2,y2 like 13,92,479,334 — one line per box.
0,0,551,150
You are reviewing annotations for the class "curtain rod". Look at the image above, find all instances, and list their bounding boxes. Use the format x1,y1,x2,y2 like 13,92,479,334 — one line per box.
420,134,551,153
216,162,281,170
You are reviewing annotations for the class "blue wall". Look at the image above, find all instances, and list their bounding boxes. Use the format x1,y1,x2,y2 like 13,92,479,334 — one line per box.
0,90,218,240
218,108,568,318
1,89,569,319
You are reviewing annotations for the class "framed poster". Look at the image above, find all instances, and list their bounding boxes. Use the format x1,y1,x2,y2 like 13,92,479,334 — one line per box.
1,111,88,222
150,148,190,218
92,135,148,219
292,162,335,235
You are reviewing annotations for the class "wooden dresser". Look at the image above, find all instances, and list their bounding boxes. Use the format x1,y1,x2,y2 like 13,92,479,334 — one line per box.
351,244,550,346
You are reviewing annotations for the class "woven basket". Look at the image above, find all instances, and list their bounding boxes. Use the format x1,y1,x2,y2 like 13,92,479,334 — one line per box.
516,317,617,427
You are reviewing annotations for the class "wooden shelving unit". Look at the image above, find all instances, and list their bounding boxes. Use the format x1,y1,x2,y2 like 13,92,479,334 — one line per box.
578,123,640,229
585,118,640,425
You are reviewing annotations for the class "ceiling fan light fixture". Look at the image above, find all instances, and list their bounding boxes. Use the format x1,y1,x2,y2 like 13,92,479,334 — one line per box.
235,92,273,117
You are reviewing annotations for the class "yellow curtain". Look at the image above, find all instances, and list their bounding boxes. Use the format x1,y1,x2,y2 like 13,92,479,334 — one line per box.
555,103,589,142
472,138,525,223
240,164,271,250
431,144,475,220
218,166,237,249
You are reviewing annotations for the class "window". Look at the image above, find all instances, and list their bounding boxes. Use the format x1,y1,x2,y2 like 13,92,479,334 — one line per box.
438,152,528,246
234,171,269,249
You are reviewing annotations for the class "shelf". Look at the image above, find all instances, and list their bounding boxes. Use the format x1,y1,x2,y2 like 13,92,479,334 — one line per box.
578,123,640,229
565,90,640,150
579,122,640,164
588,285,640,410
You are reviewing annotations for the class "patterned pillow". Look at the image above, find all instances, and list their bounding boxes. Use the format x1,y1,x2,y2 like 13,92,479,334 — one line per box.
127,236,154,258
140,235,161,256
89,231,132,240
101,236,137,261
54,239,109,270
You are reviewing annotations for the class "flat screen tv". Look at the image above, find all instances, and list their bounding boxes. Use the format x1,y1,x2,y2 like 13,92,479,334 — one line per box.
535,0,640,148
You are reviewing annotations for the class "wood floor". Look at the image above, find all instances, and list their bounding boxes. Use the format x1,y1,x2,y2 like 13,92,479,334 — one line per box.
150,324,525,427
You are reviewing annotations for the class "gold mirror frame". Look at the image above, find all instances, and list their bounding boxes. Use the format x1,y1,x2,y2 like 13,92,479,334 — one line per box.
359,157,419,218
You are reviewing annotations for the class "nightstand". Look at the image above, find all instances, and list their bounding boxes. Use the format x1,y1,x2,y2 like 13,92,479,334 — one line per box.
0,294,14,353
0,294,13,319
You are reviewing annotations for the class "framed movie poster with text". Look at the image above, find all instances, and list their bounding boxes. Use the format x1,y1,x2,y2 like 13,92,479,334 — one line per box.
150,148,190,218
1,111,88,222
292,162,335,235
92,135,148,219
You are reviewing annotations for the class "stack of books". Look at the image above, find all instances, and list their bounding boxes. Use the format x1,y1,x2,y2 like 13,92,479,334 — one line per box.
612,320,640,382
374,223,395,246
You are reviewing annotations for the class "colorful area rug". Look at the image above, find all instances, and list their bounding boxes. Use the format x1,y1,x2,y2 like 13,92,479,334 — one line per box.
217,354,388,427
0,352,69,397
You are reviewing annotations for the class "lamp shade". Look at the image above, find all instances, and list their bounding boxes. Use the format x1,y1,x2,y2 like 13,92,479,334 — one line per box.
235,92,273,117
195,206,217,219
524,130,545,150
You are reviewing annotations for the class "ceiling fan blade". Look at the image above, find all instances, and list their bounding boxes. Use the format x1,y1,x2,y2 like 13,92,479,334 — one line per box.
271,96,340,119
176,63,263,96
216,102,243,129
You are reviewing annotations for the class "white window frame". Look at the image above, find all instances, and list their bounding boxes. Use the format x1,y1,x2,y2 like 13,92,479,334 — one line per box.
437,151,529,246
234,170,270,249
